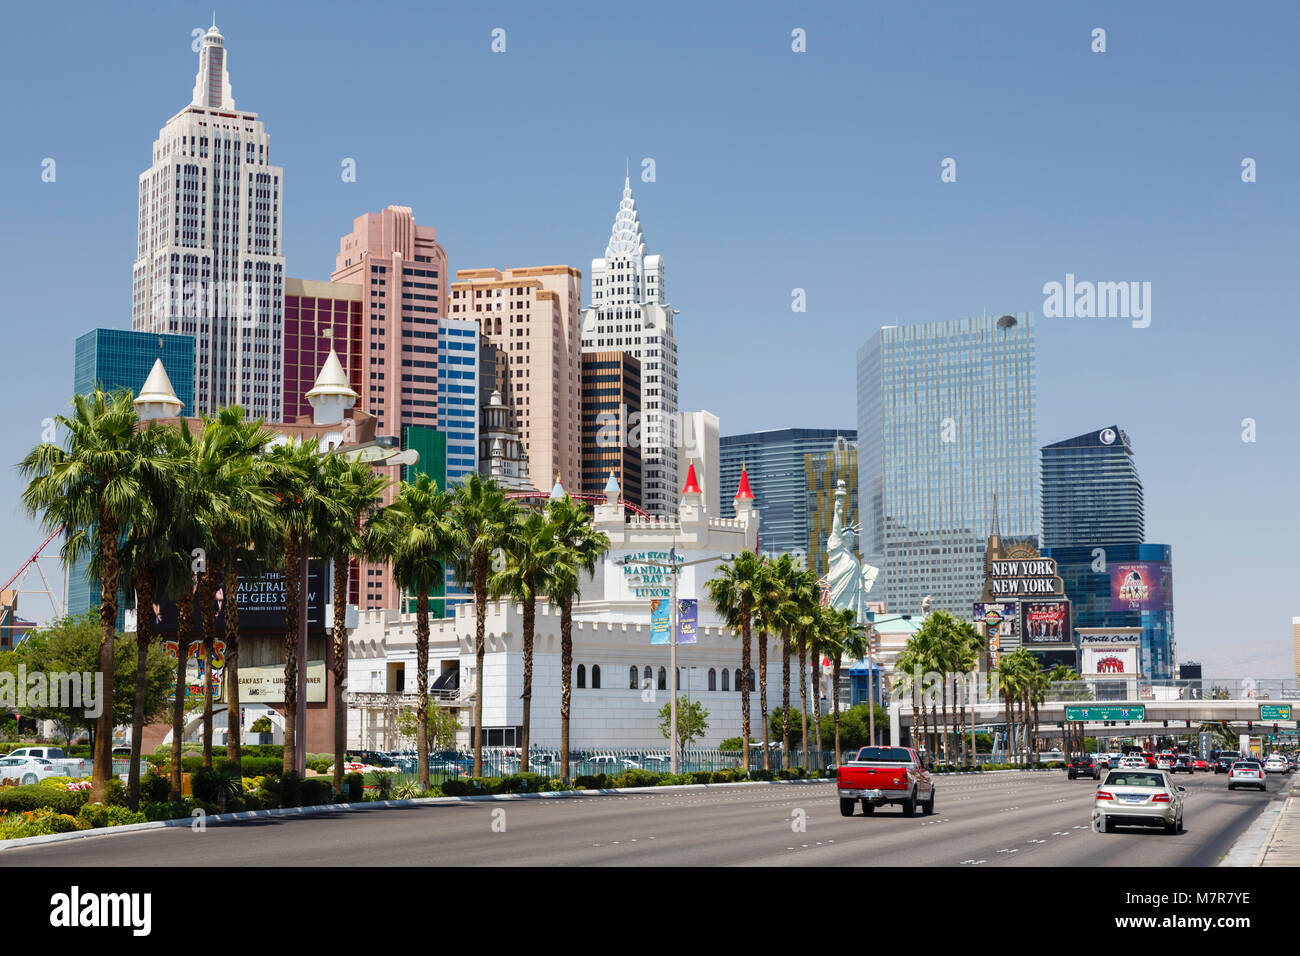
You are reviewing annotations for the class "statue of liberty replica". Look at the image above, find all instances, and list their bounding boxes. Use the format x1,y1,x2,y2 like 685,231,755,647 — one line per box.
825,479,879,624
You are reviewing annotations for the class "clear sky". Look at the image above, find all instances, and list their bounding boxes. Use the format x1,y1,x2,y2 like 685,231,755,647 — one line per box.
1,1,1296,676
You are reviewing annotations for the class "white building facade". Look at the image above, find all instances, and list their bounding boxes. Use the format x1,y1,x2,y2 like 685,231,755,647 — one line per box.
582,176,679,516
132,22,285,420
346,475,818,751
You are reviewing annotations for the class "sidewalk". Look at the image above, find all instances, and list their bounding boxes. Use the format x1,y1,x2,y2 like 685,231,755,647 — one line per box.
1257,792,1300,866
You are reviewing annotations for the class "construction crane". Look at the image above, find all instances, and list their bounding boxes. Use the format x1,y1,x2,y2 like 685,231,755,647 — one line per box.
1,528,66,640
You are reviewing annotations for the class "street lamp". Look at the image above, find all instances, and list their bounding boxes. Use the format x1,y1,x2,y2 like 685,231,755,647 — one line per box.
617,549,734,773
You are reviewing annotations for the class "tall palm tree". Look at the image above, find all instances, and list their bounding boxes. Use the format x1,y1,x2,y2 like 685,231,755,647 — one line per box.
895,636,924,754
834,610,870,765
381,473,454,791
321,454,389,796
489,508,556,771
770,555,810,761
952,618,981,767
706,550,765,773
448,473,514,778
788,578,821,768
543,492,609,781
752,559,786,771
19,387,168,802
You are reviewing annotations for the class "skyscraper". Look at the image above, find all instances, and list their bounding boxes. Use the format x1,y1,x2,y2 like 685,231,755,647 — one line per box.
132,22,285,420
1041,426,1144,548
581,175,679,515
805,439,859,579
283,278,363,423
857,314,1039,617
720,428,857,559
581,351,642,509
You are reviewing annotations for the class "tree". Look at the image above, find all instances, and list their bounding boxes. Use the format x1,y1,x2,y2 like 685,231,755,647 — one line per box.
489,508,556,771
706,550,765,772
448,473,514,778
657,696,709,761
543,492,609,781
769,555,812,760
828,606,867,765
381,473,455,791
751,558,787,770
397,706,462,752
19,387,168,801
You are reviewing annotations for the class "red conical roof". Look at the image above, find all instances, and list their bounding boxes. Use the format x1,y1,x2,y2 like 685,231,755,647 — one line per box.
681,461,702,495
734,464,754,500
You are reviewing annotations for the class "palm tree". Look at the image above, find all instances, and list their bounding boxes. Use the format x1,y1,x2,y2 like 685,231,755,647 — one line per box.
769,555,810,761
489,508,556,771
543,492,609,780
382,473,455,791
448,473,514,778
895,636,924,754
788,578,821,768
752,559,786,771
706,550,765,773
19,387,168,802
834,610,870,765
322,454,390,796
951,619,981,767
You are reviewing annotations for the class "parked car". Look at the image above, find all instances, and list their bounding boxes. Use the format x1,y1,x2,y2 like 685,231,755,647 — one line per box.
4,747,66,760
641,755,671,769
0,756,59,786
589,755,622,770
1094,768,1185,834
1228,760,1266,791
836,745,935,817
1068,755,1100,780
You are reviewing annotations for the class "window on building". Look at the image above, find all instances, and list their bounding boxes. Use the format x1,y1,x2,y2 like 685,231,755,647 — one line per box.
629,666,638,690
734,669,743,692
577,664,586,689
592,665,601,689
708,668,717,691
657,667,667,691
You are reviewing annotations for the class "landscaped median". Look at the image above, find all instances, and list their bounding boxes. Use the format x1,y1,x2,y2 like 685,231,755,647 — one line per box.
0,772,836,851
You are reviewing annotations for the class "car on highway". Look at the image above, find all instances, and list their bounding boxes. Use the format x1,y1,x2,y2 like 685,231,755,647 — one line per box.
1155,752,1174,770
1213,752,1238,774
1192,758,1210,772
1119,755,1146,769
1170,754,1194,774
1228,760,1266,791
1264,755,1289,774
836,745,935,817
0,755,59,786
1093,753,1114,769
1094,768,1186,834
1068,755,1101,780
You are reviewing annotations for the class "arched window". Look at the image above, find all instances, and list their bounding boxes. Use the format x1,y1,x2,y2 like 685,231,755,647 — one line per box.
629,666,638,690
721,669,730,691
734,669,743,692
577,664,586,689
748,669,755,691
708,668,717,691
592,665,601,689
644,665,652,685
657,667,667,691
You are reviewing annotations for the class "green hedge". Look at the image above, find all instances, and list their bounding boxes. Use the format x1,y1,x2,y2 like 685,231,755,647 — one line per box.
345,773,364,802
0,785,90,815
77,804,147,830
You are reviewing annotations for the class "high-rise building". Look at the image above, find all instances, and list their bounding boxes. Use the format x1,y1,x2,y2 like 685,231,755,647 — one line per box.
132,22,285,420
1041,426,1144,548
1040,425,1173,680
805,439,859,579
581,175,678,515
720,428,857,559
676,411,720,518
69,330,195,621
857,314,1038,617
1294,618,1300,684
581,351,642,509
283,278,363,423
449,266,583,493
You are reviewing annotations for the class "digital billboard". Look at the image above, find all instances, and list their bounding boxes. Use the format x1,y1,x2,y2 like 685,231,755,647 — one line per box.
1019,599,1072,645
1110,561,1172,612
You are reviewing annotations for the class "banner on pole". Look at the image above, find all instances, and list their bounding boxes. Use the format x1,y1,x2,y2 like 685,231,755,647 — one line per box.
677,599,698,645
650,599,670,644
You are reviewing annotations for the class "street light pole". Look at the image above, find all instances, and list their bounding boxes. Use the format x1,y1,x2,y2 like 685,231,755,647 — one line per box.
669,547,679,774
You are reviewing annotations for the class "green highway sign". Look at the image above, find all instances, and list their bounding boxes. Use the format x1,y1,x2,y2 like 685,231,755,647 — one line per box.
1065,704,1146,722
1260,704,1292,721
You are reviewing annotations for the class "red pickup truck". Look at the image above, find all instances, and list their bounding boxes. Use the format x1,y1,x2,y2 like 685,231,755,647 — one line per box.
836,745,935,817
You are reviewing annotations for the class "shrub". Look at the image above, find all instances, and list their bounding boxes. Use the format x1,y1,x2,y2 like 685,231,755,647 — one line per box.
77,803,147,830
345,772,363,802
502,772,543,793
691,770,713,785
141,770,171,804
441,779,469,797
300,778,334,806
0,785,89,815
541,778,570,792
750,769,774,782
249,717,273,734
219,756,281,778
260,771,302,809
711,770,728,784
142,801,189,822
574,774,607,791
463,776,502,795
307,758,333,775
0,807,81,839
190,767,241,804
726,769,749,783
612,769,662,789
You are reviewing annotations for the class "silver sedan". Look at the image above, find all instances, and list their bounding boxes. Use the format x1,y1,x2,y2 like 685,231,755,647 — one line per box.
1093,768,1186,834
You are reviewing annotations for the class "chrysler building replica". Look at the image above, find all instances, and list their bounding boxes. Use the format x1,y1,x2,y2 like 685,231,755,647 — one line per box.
132,21,285,419
581,173,679,514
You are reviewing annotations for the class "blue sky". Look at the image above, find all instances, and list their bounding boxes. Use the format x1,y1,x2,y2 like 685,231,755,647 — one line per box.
1,1,1296,675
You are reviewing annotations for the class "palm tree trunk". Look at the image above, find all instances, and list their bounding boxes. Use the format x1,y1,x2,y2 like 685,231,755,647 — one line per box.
781,638,791,764
170,596,192,802
223,554,243,778
560,597,573,781
810,637,821,770
92,518,119,803
520,582,535,771
473,554,487,778
199,569,216,769
832,652,842,765
740,618,752,773
758,630,770,771
799,645,809,769
941,676,950,767
282,533,300,777
416,588,430,792
332,553,349,797
129,565,155,811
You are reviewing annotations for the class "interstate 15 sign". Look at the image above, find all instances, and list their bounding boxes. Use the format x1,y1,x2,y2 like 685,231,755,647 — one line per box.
1261,704,1292,721
1065,704,1146,722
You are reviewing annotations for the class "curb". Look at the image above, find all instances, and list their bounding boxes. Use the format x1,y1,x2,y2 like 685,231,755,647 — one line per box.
1218,777,1298,867
1253,796,1291,866
0,778,836,851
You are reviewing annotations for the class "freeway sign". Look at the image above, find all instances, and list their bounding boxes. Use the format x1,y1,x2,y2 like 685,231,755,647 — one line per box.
1260,704,1292,721
1065,704,1146,722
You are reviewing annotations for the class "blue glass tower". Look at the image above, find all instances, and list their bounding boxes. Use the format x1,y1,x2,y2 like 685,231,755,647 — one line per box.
1041,426,1143,548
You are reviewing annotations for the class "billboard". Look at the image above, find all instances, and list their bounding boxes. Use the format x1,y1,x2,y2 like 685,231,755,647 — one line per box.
1110,561,1172,612
237,661,327,704
973,602,1017,638
152,563,328,635
1082,645,1138,676
1019,599,1072,645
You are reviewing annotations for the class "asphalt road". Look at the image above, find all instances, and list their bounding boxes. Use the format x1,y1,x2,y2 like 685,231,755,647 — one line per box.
1,768,1291,866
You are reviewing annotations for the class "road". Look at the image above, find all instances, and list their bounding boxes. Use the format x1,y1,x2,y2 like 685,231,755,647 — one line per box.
1,768,1291,866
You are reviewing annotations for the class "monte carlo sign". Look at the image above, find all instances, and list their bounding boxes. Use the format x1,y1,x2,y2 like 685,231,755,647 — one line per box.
988,558,1064,598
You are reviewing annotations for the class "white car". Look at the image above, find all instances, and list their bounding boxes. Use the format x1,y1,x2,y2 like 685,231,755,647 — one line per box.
1264,755,1288,774
0,756,59,786
1094,768,1185,834
589,755,621,769
1228,761,1266,791
641,755,671,769
1119,756,1146,769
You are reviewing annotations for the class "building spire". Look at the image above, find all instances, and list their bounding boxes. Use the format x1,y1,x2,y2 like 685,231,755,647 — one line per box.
192,18,235,109
605,171,646,259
